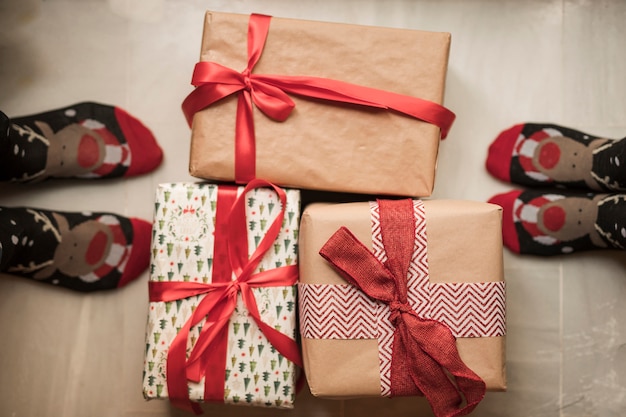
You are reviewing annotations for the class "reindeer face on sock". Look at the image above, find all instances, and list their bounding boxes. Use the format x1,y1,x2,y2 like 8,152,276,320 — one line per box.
35,120,106,177
532,136,608,187
33,213,114,280
535,194,605,244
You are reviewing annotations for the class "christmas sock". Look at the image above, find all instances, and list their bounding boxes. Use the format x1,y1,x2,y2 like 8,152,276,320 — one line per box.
0,206,152,291
0,102,163,182
486,123,626,192
488,189,626,256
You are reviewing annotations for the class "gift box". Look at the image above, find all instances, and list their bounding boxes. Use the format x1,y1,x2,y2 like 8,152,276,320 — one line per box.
142,181,302,413
183,11,454,197
298,199,506,416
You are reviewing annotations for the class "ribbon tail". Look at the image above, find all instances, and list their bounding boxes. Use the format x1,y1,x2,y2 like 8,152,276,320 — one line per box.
260,74,456,139
166,316,204,415
319,226,397,302
182,82,244,127
185,314,233,383
256,319,303,368
241,285,303,368
402,316,486,417
243,286,303,367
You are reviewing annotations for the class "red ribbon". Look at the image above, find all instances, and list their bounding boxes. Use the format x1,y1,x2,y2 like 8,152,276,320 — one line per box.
182,13,456,183
149,179,302,414
319,199,485,417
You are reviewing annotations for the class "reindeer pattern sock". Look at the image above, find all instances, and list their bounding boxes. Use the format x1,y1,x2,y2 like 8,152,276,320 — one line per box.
488,189,626,256
486,123,626,191
0,102,163,182
0,206,152,291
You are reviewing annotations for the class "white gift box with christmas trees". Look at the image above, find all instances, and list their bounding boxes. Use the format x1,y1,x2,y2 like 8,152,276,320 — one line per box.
142,181,301,413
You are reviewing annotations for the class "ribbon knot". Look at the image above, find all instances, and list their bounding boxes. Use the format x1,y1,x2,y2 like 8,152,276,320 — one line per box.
181,13,456,183
389,301,415,324
241,68,253,90
227,280,242,297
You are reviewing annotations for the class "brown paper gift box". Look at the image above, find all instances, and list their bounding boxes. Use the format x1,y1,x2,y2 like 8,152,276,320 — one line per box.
298,199,507,398
188,11,452,197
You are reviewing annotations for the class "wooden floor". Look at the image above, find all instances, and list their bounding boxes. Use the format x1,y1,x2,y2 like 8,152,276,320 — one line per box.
0,0,625,416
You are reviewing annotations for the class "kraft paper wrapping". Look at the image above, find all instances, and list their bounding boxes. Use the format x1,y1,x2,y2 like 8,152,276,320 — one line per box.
188,11,451,197
298,200,507,398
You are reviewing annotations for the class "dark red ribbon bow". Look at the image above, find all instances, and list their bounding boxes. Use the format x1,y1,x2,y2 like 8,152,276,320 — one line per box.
149,179,302,414
319,199,485,417
182,13,456,183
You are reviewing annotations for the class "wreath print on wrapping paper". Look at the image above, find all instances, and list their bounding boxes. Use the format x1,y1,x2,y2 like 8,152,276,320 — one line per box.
167,204,210,244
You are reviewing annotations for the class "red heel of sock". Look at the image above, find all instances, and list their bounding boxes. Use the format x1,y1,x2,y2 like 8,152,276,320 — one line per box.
117,217,152,288
114,107,164,177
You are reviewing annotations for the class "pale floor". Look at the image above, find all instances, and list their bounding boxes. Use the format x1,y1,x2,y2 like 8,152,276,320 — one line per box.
0,0,625,416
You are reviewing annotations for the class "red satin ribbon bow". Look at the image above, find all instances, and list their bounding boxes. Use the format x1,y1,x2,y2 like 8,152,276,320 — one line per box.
319,199,486,417
149,179,302,414
181,13,456,183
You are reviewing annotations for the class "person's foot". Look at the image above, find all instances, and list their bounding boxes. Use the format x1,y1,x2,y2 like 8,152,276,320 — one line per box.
486,123,625,191
0,206,151,291
488,189,626,256
0,102,163,182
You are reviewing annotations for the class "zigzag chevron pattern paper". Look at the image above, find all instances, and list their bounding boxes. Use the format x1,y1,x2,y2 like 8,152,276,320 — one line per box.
299,281,506,339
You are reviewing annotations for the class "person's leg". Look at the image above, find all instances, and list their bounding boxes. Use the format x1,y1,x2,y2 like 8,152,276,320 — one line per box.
0,206,152,291
0,102,163,182
488,188,626,256
0,110,9,140
0,110,10,174
486,123,625,192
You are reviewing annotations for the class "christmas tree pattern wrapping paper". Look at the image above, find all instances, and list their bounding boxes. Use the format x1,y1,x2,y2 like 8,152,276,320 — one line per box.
142,182,300,411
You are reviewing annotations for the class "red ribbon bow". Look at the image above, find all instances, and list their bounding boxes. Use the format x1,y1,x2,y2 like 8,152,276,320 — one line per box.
182,13,456,183
149,179,302,414
319,199,485,417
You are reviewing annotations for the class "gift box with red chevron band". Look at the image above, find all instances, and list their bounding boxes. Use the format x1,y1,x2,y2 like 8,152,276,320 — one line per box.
297,199,506,406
